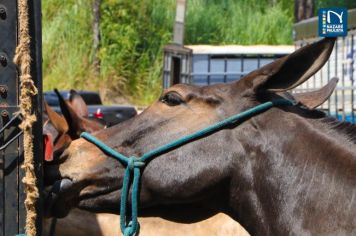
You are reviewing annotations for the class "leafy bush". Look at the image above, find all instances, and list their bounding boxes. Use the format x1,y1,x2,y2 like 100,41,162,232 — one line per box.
43,0,96,91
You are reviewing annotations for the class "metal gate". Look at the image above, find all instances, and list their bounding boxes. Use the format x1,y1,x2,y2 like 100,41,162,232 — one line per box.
294,9,356,122
0,0,43,235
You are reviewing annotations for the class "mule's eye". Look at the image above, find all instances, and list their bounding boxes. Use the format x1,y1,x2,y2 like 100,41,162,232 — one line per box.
160,92,184,106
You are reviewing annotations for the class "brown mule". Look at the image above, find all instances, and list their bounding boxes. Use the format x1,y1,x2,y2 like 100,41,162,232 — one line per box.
43,90,247,236
47,38,355,235
44,80,339,236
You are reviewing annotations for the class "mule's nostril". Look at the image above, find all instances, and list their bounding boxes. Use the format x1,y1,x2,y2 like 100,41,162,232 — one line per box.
51,178,73,194
59,178,73,191
44,178,75,218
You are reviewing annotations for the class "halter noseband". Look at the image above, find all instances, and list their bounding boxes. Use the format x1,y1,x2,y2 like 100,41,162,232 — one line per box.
81,99,295,236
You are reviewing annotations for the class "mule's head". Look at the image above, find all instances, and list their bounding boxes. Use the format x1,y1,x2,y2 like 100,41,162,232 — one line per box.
44,90,105,159
47,38,336,218
43,90,105,213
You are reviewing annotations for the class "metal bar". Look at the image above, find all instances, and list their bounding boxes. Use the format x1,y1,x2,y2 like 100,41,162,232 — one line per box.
351,34,355,122
0,113,21,135
18,132,24,234
0,118,4,236
0,130,22,151
327,53,331,116
207,54,211,85
188,50,193,84
304,41,310,91
341,37,346,120
223,57,227,83
335,41,339,118
186,54,190,84
241,55,244,80
320,58,325,110
4,112,18,236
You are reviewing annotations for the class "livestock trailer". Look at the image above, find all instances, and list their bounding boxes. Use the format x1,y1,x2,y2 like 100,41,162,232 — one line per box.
163,44,294,88
293,8,356,122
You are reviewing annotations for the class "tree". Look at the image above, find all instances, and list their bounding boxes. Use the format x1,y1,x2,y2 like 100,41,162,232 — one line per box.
294,0,314,22
92,0,101,76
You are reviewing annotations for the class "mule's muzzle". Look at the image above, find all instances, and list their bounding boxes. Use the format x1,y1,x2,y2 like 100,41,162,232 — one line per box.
44,178,75,218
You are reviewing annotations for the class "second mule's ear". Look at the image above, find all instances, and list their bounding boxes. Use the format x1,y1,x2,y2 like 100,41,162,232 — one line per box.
54,89,84,138
69,90,89,117
242,38,335,92
44,101,68,134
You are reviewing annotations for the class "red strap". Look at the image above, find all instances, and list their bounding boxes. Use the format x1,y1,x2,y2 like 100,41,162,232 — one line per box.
43,134,54,162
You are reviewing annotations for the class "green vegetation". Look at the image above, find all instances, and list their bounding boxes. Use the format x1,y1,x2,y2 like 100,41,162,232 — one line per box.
42,0,96,90
315,0,356,11
43,0,293,105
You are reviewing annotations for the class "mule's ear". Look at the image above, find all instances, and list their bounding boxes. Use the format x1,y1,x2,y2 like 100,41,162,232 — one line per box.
54,89,84,138
242,38,335,92
292,77,338,109
69,89,89,117
44,101,68,134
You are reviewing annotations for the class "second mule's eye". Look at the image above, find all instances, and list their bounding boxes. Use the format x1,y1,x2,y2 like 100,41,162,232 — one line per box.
159,92,184,106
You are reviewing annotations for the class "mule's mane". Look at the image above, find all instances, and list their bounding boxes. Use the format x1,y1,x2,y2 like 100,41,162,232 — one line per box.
290,101,356,144
321,116,356,144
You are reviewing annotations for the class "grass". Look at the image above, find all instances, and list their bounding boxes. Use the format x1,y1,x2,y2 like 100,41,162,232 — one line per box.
42,0,97,91
42,0,294,105
185,0,293,45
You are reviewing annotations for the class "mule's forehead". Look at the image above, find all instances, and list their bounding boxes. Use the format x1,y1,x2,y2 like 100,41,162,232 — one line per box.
166,83,234,98
201,83,233,95
165,84,199,96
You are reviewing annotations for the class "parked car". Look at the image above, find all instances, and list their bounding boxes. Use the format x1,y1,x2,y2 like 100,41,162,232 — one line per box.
44,90,137,126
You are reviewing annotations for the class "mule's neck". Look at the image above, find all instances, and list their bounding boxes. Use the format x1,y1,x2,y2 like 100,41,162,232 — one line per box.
229,108,356,236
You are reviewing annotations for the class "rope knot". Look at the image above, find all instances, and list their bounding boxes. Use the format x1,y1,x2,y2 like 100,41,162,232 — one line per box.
123,221,140,236
127,157,145,171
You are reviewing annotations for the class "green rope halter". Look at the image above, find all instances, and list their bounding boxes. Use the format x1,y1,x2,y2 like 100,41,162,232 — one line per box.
80,99,295,236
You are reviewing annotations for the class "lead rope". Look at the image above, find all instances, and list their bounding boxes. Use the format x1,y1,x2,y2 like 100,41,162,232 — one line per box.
81,99,295,236
14,0,39,235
